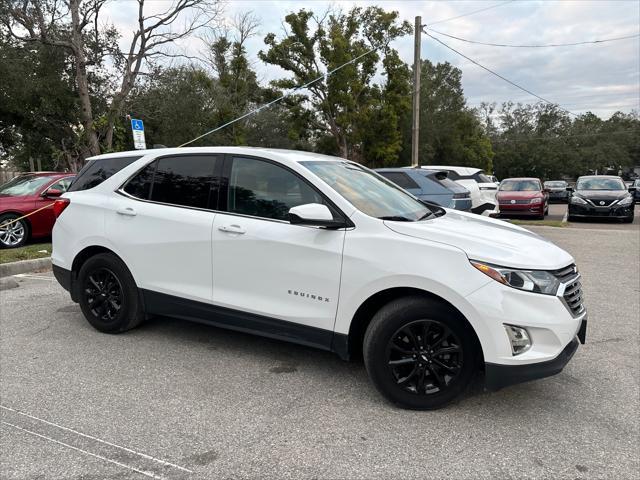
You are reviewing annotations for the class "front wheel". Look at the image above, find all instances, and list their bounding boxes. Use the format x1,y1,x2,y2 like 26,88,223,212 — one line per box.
363,297,478,410
77,253,144,333
0,213,29,249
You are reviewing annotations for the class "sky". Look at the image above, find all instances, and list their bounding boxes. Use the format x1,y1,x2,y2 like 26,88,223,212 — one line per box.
104,0,640,119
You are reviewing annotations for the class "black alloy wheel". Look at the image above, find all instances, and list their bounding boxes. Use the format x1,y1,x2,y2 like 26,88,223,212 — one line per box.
84,268,123,322
387,319,463,395
77,253,144,333
363,296,477,410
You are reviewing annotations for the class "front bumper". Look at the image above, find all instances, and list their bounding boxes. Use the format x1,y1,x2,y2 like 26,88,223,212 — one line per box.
568,202,634,218
497,203,544,216
548,191,568,201
485,320,585,390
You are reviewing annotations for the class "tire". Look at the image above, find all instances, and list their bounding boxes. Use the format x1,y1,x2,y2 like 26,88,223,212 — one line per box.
567,215,576,222
363,296,478,410
77,253,144,333
0,213,29,249
623,216,634,224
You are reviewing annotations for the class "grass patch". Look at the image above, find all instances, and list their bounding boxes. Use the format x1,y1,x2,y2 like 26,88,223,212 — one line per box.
508,219,566,228
0,243,52,264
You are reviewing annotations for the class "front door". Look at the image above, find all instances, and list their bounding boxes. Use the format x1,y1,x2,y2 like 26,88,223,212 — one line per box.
212,155,346,339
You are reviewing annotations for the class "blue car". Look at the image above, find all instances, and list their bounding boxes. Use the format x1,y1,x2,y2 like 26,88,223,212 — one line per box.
376,168,472,211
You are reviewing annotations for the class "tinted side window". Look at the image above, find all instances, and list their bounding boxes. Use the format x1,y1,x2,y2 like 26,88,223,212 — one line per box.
378,172,420,190
228,157,324,221
150,155,218,209
68,156,142,192
123,162,157,200
446,171,460,180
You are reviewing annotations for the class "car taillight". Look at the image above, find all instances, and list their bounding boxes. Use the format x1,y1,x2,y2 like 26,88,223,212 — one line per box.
52,198,70,218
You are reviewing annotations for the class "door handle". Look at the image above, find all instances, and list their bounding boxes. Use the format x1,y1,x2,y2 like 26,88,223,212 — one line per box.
218,224,245,234
116,207,137,216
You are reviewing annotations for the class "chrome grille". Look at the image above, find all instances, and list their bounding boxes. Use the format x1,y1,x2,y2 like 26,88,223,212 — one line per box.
551,264,578,283
499,199,530,205
562,278,585,316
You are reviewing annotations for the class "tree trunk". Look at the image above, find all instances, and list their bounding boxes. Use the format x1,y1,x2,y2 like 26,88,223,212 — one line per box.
70,0,100,157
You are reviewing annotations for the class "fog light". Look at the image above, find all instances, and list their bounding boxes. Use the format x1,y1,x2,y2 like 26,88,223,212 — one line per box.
504,325,531,355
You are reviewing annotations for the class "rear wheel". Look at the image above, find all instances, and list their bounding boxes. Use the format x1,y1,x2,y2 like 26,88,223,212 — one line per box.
623,216,634,223
0,213,29,249
363,297,478,410
77,253,144,333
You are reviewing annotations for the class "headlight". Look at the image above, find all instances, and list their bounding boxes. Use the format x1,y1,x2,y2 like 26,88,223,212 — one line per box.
471,261,560,295
570,196,587,205
530,197,542,204
618,195,633,206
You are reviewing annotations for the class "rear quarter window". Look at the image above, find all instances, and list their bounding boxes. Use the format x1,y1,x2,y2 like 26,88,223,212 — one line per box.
68,156,142,192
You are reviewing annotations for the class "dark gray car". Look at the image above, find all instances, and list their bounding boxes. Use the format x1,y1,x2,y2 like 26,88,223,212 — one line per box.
544,180,569,202
376,168,472,211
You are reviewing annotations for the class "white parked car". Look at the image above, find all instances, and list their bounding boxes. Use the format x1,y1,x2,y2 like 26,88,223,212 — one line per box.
417,166,498,215
52,148,586,409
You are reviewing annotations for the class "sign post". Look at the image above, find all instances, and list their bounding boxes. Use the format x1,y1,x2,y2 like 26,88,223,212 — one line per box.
130,118,146,150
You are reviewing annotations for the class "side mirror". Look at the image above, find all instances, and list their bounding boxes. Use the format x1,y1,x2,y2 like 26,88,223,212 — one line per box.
43,188,63,198
566,186,574,192
629,187,637,193
289,203,346,229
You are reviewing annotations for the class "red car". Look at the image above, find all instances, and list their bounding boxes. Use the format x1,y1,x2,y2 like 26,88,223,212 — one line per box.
496,177,549,220
0,172,75,249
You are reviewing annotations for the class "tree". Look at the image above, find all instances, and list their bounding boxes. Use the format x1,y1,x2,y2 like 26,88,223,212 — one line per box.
0,33,82,171
399,60,494,171
2,0,222,157
259,7,412,163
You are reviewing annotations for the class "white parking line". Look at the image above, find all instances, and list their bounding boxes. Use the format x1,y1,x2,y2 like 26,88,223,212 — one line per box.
0,405,193,473
2,421,166,479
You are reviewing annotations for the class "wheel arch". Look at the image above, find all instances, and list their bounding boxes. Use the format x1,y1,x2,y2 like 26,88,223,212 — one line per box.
343,287,484,364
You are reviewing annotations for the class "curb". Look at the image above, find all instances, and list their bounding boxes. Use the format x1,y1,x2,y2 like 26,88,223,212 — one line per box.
0,257,52,277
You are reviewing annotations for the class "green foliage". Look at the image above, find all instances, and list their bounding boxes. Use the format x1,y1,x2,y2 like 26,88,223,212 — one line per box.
486,103,639,180
259,7,412,165
398,60,494,170
0,36,80,170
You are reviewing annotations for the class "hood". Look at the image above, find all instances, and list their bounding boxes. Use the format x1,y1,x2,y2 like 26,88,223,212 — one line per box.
574,189,628,200
384,210,573,270
496,190,542,199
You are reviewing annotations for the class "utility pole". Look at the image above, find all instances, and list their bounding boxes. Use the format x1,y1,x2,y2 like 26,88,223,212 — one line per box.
411,16,422,167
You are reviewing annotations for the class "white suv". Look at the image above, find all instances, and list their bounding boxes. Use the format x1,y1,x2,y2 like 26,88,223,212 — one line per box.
52,148,586,409
419,166,498,215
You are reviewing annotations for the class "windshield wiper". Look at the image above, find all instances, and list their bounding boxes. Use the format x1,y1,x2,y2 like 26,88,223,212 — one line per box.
418,211,435,220
378,215,413,222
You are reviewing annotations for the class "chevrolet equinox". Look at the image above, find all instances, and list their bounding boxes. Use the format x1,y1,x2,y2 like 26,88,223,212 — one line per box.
52,147,587,409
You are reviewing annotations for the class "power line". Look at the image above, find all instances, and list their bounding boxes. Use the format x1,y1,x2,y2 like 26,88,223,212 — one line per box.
426,29,640,48
178,1,517,146
424,31,581,117
429,1,515,26
179,47,377,147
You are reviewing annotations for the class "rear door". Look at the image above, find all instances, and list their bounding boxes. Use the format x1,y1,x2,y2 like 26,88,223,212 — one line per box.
106,154,221,303
211,155,346,340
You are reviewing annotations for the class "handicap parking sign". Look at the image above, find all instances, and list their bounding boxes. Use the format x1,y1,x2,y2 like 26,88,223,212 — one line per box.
130,118,146,149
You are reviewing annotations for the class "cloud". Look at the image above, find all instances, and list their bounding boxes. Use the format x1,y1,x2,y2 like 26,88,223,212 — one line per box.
102,0,639,118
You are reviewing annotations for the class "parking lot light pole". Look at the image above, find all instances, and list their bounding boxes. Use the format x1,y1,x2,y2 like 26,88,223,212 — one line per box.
411,16,422,168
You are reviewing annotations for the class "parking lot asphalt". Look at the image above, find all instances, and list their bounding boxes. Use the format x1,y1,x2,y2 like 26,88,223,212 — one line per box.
1,225,639,479
504,202,640,230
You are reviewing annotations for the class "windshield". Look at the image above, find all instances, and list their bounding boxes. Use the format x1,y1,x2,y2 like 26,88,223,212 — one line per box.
0,175,54,196
544,181,566,188
474,172,495,183
576,177,625,191
499,179,541,191
301,161,433,221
